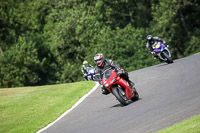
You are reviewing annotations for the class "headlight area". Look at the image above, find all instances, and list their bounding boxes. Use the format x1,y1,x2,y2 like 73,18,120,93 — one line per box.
104,83,110,87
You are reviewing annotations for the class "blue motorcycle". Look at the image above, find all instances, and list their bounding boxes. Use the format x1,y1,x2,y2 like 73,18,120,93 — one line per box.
153,42,173,64
85,67,96,81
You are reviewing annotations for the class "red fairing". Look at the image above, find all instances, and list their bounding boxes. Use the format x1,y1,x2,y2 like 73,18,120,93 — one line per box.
102,69,134,100
118,78,134,100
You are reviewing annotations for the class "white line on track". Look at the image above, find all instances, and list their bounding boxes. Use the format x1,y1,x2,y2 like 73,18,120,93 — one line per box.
37,82,99,133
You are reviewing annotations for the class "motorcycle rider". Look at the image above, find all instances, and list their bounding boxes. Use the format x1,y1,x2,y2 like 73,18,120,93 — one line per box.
81,60,93,80
146,35,166,58
94,53,134,95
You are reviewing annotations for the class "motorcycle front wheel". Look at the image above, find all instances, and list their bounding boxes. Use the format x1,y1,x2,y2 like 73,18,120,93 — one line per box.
162,51,173,64
112,87,129,106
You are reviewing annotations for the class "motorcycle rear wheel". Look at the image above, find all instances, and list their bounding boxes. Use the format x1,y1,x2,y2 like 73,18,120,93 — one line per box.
131,87,139,101
112,87,129,106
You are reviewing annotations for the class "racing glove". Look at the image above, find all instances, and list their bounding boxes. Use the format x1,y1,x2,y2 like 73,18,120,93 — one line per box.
117,69,123,76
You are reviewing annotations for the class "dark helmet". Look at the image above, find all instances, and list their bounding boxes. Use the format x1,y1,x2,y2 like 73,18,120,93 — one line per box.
146,35,153,41
94,53,104,67
146,35,155,44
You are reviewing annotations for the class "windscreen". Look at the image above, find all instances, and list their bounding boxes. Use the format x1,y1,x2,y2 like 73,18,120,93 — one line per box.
86,67,93,72
103,69,112,80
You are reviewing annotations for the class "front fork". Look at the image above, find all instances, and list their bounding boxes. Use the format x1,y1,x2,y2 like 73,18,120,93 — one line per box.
158,47,171,60
117,85,126,96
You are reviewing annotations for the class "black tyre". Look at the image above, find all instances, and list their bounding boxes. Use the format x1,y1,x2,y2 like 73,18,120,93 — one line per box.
162,51,173,64
131,87,139,101
112,87,129,106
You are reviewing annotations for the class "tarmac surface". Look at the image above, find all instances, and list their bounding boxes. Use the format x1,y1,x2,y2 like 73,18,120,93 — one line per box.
41,54,200,133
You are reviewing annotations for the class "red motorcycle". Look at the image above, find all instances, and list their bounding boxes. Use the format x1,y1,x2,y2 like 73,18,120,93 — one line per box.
102,68,139,106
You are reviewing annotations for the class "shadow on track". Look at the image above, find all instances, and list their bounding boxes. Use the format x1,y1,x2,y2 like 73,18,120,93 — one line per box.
111,98,142,108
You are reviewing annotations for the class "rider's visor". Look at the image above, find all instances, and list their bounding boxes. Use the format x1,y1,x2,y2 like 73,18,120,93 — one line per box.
95,59,102,64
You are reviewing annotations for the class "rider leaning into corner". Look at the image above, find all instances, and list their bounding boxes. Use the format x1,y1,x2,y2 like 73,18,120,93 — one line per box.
146,35,166,58
93,53,134,95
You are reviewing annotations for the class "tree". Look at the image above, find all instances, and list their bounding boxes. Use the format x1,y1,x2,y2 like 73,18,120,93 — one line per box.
151,0,200,58
0,34,58,88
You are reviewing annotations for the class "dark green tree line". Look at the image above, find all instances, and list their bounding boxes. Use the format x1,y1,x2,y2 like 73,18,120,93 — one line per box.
0,0,200,88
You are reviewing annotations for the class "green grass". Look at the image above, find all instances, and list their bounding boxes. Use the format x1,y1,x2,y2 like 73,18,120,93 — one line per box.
157,114,200,133
0,81,96,133
1,81,199,133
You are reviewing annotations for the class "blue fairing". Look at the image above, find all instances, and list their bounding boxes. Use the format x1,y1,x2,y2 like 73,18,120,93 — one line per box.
154,43,165,52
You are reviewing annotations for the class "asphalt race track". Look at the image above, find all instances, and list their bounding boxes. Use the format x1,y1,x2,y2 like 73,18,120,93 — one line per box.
40,54,200,133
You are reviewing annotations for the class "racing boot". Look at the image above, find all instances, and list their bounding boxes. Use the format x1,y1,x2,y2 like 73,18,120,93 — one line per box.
153,54,158,59
152,51,158,59
101,86,110,95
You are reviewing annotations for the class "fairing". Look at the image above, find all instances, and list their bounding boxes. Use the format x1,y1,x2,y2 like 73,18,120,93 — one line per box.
102,69,134,100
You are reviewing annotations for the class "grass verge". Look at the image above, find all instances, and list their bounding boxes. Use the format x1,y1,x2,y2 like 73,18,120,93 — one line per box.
157,114,200,133
0,81,96,133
